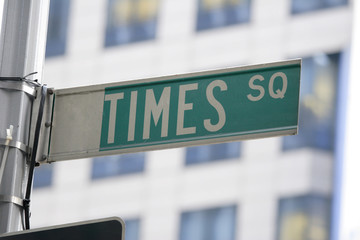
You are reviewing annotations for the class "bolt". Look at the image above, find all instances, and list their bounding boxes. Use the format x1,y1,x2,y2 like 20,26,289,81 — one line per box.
47,88,54,95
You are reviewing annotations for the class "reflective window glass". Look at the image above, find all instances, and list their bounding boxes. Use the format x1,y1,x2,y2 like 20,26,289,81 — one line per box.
196,0,251,31
125,219,140,240
33,164,53,188
105,0,159,47
291,0,348,14
283,53,340,152
45,0,70,58
276,194,331,240
180,205,237,240
185,142,240,165
92,153,145,179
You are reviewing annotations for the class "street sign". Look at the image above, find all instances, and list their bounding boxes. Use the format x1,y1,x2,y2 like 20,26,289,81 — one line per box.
0,217,124,240
47,59,301,161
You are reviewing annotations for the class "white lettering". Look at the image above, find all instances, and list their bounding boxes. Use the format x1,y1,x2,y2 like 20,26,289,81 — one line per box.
176,83,198,135
247,75,265,101
204,80,227,132
128,91,138,141
104,93,124,144
143,87,171,139
269,72,287,99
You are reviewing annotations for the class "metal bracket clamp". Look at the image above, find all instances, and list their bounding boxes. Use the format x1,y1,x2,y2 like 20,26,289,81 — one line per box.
0,80,37,97
0,194,24,208
0,138,31,156
0,75,39,97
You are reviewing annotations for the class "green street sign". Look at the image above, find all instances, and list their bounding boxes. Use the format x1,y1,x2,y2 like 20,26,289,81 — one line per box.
0,218,124,240
47,59,301,161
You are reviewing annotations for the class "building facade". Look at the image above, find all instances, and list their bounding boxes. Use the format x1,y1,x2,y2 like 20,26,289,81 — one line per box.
27,0,353,240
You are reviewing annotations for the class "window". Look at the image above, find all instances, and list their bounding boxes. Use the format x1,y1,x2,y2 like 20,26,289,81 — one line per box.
33,164,53,188
180,205,237,240
91,153,145,179
276,194,331,240
104,0,159,47
291,0,348,14
282,53,340,152
125,219,140,240
45,0,70,58
185,142,240,165
196,0,251,32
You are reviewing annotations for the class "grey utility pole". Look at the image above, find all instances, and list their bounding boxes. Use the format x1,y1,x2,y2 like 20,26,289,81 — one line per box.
0,0,49,234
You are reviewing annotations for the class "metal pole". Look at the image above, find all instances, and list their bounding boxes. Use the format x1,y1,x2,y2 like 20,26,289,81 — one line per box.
0,0,49,234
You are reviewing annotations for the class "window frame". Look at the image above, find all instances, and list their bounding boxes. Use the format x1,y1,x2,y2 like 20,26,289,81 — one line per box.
179,205,238,240
291,0,348,15
104,0,160,48
45,0,70,58
91,152,146,180
195,0,251,32
185,142,241,166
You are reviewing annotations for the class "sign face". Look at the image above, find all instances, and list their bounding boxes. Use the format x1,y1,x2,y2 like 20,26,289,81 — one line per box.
0,217,124,240
47,60,301,161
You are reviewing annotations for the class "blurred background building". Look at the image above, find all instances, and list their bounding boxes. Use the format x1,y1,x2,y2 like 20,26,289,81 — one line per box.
3,0,355,239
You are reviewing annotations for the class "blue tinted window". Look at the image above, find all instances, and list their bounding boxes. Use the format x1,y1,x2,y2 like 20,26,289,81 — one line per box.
196,0,250,31
291,0,348,14
33,164,53,188
45,0,70,58
276,194,331,240
186,142,240,165
105,0,159,47
180,205,237,240
92,153,145,179
283,53,340,152
125,219,140,240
